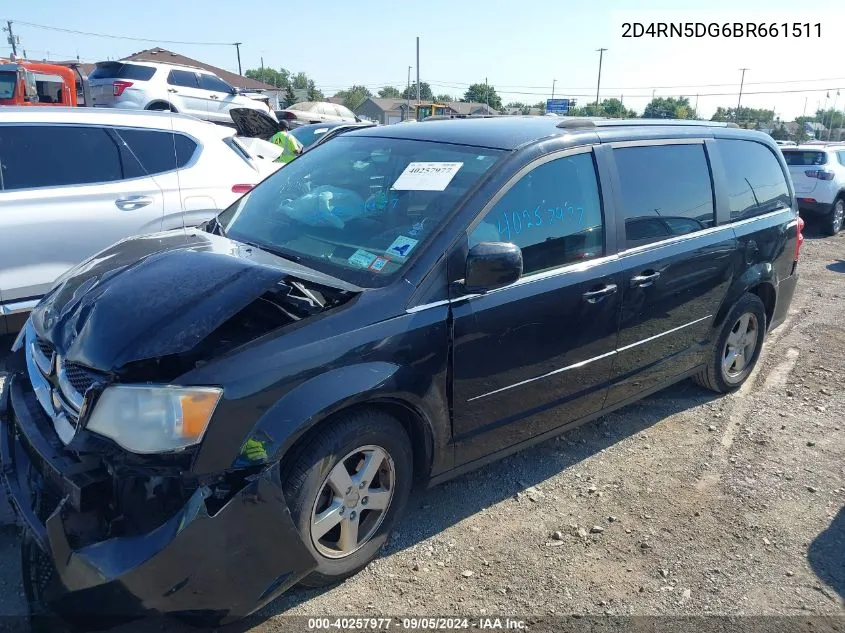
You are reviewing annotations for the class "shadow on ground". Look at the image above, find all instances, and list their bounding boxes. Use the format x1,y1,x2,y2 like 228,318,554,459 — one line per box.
826,260,845,274
808,506,845,602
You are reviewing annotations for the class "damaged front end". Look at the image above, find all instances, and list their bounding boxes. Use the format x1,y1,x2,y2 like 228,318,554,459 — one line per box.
1,242,360,624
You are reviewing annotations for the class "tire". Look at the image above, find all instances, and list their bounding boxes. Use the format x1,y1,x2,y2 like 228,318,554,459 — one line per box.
821,197,844,236
283,409,413,588
694,293,767,393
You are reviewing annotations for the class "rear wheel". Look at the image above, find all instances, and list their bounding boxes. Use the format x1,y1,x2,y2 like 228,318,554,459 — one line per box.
694,293,766,393
283,409,413,587
821,197,844,236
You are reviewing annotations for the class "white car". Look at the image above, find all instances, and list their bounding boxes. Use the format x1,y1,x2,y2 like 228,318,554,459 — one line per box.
279,101,358,126
87,60,276,125
0,107,282,333
781,143,845,235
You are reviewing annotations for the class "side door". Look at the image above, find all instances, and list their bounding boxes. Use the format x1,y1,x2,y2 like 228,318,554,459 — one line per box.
198,73,237,123
166,70,206,118
451,147,623,465
0,123,164,303
603,140,737,408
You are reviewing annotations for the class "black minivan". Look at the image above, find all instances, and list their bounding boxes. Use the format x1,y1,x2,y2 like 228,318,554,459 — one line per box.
1,117,802,625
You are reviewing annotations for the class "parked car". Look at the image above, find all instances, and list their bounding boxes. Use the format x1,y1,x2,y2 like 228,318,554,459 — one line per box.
278,100,358,125
2,117,802,627
0,107,282,333
87,60,274,124
780,143,845,235
290,120,376,150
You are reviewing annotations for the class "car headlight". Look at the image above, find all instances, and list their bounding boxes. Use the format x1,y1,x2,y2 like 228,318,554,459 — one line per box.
86,385,223,454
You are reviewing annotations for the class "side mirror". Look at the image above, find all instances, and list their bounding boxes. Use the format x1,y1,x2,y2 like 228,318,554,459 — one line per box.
464,242,523,294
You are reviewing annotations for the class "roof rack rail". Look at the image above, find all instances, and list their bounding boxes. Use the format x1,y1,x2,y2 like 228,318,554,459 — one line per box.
556,118,597,130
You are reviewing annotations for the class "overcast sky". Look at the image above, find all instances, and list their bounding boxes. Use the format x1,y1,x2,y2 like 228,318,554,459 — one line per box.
6,0,845,119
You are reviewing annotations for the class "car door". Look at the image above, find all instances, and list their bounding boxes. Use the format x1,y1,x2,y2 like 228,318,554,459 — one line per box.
198,73,236,123
603,140,737,407
450,147,623,465
166,70,206,118
0,123,164,303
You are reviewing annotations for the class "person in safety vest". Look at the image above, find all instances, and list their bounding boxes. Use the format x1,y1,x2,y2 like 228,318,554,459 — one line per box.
270,120,303,164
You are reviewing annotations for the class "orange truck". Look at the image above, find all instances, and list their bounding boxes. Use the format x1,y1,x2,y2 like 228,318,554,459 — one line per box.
0,57,90,107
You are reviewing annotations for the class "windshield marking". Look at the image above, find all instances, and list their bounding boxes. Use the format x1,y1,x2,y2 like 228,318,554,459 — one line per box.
391,161,464,191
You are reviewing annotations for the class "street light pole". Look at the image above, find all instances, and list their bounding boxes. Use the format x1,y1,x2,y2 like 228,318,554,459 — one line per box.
595,48,607,109
736,68,749,122
233,42,243,76
406,65,412,119
551,79,556,101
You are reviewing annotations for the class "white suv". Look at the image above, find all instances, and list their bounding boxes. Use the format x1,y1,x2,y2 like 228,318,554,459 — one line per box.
87,60,275,124
781,143,845,235
0,107,282,333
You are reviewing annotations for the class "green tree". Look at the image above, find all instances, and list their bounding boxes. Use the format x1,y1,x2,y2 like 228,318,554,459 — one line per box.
284,84,296,108
378,86,402,98
245,67,290,88
643,96,695,119
306,79,324,101
769,124,789,140
533,101,546,114
462,83,502,110
292,72,310,90
333,85,372,111
434,93,454,103
401,82,433,101
711,106,774,126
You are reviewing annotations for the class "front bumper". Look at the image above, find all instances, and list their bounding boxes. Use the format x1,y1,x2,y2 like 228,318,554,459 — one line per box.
0,370,317,624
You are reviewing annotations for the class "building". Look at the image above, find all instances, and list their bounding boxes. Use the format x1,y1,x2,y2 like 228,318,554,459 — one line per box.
355,98,499,124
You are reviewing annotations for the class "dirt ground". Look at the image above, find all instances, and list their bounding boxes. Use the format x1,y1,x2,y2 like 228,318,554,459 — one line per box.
0,221,842,632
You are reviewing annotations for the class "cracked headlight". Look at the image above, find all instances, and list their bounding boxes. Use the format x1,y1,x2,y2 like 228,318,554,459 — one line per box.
86,385,223,454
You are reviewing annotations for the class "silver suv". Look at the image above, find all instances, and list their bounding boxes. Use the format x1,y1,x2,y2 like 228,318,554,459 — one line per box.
88,60,274,124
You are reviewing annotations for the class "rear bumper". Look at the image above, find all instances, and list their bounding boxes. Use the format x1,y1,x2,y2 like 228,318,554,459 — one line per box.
796,199,833,216
0,370,317,624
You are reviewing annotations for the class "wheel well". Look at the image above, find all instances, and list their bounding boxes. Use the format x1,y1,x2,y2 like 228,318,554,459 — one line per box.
748,283,776,330
280,400,434,488
146,101,175,112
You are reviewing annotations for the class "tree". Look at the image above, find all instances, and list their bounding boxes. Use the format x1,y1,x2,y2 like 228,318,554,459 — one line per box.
769,124,789,141
334,85,372,111
245,67,290,88
307,79,324,102
378,86,402,98
292,72,310,90
643,96,695,119
462,82,502,110
401,82,433,101
711,106,774,126
434,93,454,103
284,84,296,108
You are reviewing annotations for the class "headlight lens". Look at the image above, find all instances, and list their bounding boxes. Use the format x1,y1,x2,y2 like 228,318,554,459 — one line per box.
86,385,223,454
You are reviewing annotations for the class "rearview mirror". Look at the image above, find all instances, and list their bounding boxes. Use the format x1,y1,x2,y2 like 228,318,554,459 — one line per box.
464,242,523,294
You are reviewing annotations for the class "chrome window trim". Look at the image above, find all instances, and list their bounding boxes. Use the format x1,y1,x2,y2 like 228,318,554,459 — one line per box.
607,138,708,149
466,314,713,402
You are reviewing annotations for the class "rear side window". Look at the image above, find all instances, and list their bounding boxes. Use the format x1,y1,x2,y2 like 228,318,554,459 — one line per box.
0,125,124,190
469,152,604,275
167,70,199,88
89,63,155,81
782,150,827,166
614,144,715,249
717,139,791,222
115,128,198,176
198,74,232,93
837,151,845,167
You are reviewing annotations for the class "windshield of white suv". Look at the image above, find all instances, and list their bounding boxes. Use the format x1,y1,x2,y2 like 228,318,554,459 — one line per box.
0,71,16,99
218,135,503,287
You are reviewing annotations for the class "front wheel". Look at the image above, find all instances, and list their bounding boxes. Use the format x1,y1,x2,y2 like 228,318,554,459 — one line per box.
283,409,413,587
694,293,766,393
822,197,844,236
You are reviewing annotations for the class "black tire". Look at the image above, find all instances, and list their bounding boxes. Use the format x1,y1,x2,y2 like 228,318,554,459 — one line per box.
694,293,767,393
283,409,413,588
821,197,844,236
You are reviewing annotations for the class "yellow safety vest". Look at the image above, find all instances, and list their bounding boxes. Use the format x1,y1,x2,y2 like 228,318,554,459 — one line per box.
270,131,302,164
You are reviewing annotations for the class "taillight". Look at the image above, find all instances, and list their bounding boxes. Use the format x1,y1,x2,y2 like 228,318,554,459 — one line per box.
794,216,805,261
231,184,254,194
805,169,835,180
113,80,133,97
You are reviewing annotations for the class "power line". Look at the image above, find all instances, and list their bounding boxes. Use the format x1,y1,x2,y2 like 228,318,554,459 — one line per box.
6,19,237,46
425,76,845,91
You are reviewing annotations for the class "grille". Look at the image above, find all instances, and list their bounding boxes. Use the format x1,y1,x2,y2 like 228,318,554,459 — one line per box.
35,338,53,360
61,360,100,397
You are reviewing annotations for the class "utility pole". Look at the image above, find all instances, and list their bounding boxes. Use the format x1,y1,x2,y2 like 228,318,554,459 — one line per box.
802,97,808,118
260,56,264,84
595,48,607,108
416,37,420,105
4,21,19,57
695,94,699,115
406,65,412,119
233,42,243,76
551,79,556,101
827,90,839,141
485,76,489,110
736,68,748,122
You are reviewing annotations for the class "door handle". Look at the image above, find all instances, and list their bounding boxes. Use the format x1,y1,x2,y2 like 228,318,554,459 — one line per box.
210,95,219,99
582,284,618,304
630,271,661,288
115,195,154,211
167,88,178,93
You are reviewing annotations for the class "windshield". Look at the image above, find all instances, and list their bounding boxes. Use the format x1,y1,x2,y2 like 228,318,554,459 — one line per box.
290,125,333,148
0,71,16,99
218,135,503,287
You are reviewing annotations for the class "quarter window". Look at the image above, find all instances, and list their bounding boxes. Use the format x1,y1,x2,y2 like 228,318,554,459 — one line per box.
614,144,715,249
115,128,198,175
717,139,791,221
468,152,604,275
0,125,125,190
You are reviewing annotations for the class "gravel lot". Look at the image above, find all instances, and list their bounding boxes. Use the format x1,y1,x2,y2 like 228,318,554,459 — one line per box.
0,223,843,631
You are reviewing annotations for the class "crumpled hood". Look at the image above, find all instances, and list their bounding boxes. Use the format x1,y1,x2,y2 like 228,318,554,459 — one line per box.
29,230,355,372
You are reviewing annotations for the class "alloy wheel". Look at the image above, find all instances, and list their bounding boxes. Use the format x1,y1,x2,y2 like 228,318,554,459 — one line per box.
722,312,759,379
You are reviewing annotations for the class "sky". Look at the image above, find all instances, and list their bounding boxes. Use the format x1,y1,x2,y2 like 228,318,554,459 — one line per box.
5,0,845,120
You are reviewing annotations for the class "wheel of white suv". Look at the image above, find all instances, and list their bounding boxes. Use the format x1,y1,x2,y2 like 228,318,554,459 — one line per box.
694,293,767,393
822,197,844,236
283,409,413,587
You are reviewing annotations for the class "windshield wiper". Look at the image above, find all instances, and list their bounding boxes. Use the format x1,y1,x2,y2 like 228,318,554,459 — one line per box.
201,215,227,237
238,238,302,263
